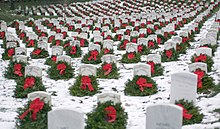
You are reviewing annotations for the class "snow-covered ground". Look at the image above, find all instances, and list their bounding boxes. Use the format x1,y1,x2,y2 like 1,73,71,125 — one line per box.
0,14,220,129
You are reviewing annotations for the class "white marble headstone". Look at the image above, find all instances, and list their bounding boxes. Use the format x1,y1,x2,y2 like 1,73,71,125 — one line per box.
189,62,207,73
28,91,51,106
79,64,97,76
133,63,151,77
15,47,27,55
88,43,101,53
97,92,120,104
126,43,138,53
101,54,117,63
52,46,63,56
146,54,161,64
38,41,48,51
103,40,113,50
56,55,71,65
25,66,42,77
195,47,212,57
12,55,28,63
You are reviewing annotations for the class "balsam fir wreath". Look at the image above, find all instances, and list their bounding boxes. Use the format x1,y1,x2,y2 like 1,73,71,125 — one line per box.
121,52,141,63
175,99,204,125
147,61,164,77
147,40,159,49
66,45,82,58
101,48,114,55
47,61,74,80
26,39,37,48
45,55,57,66
117,39,129,50
2,47,15,60
176,43,188,54
82,50,102,64
4,60,27,80
14,76,46,98
86,101,127,129
51,39,64,47
97,62,120,79
193,69,215,94
30,48,49,59
161,48,179,62
191,54,214,72
78,38,89,47
137,44,150,55
69,75,99,97
16,98,51,129
113,34,123,41
124,75,157,96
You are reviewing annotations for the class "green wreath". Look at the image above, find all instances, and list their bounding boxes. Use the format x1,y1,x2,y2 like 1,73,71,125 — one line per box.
121,52,141,63
97,63,120,79
30,48,49,59
191,54,214,72
161,48,179,62
65,45,82,58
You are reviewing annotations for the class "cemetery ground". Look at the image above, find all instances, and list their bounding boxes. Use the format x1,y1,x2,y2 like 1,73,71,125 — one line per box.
0,0,220,129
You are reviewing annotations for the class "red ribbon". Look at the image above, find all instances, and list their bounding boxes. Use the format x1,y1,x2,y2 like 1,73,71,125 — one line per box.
139,33,145,38
32,49,42,55
7,48,15,57
105,106,116,123
80,39,85,47
80,76,94,91
19,33,25,39
48,36,54,43
62,32,67,38
182,37,188,44
51,56,57,62
147,28,152,34
194,69,205,89
40,32,46,37
157,37,161,44
106,35,111,39
127,52,135,59
104,48,110,54
194,54,207,62
141,23,145,27
28,40,35,47
0,31,5,39
166,50,173,58
64,43,70,48
154,25,158,30
19,98,44,121
132,38,137,43
56,29,61,33
136,77,153,92
102,63,112,75
120,40,129,49
88,50,99,61
147,61,155,74
55,40,61,46
14,64,23,76
70,46,77,54
69,26,74,31
138,45,143,53
148,41,155,48
117,34,122,41
23,77,35,90
177,104,193,120
57,63,66,74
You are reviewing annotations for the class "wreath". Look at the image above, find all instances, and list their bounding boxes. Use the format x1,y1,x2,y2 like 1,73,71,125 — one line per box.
117,39,129,50
175,99,204,125
78,38,89,47
25,20,34,27
101,48,114,55
16,98,51,129
137,45,150,55
147,61,164,77
4,60,27,80
47,61,74,80
45,55,57,66
147,40,159,49
66,45,82,58
161,48,179,62
97,62,120,79
14,76,46,98
176,43,188,54
86,101,127,129
51,39,64,47
69,75,99,96
124,75,157,96
26,39,37,48
191,54,214,72
82,50,102,64
113,34,123,41
2,47,15,60
157,34,167,44
121,52,141,63
30,48,49,59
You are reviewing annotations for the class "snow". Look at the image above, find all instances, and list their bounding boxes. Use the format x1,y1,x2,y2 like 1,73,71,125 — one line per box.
0,12,220,129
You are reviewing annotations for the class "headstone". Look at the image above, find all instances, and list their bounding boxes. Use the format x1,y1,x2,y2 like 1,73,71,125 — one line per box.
28,91,51,106
6,42,17,49
56,55,71,65
138,38,147,45
88,43,101,53
198,38,209,45
146,54,161,64
97,92,120,104
164,41,176,50
25,66,42,77
172,36,182,44
101,54,117,63
12,55,28,63
133,63,151,77
195,47,212,57
55,33,63,40
15,47,27,55
103,40,113,50
139,28,147,34
38,41,48,51
93,36,103,43
52,46,63,56
39,37,48,43
126,43,138,53
93,31,101,37
170,72,197,104
79,64,97,76
80,33,88,39
146,104,182,129
179,31,188,37
188,62,207,73
48,109,84,129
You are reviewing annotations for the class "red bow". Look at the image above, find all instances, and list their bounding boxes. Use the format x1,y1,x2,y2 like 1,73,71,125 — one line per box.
127,52,135,59
105,106,116,123
104,48,110,54
70,46,77,54
120,40,129,49
62,32,67,38
51,56,57,62
64,43,70,48
147,21,151,24
195,27,198,31
114,27,119,32
106,35,111,39
177,104,193,120
88,50,99,61
157,37,161,44
147,61,155,74
32,49,42,55
135,26,139,31
28,40,35,47
48,36,54,43
19,98,44,121
24,77,35,90
0,31,5,39
7,48,15,57
148,41,155,48
182,37,188,44
139,33,145,38
154,26,158,30
132,38,137,43
14,64,23,76
194,54,207,62
194,69,205,89
69,26,74,31
138,45,143,53
48,23,53,27
55,40,61,46
56,29,61,33
19,33,25,39
57,63,66,74
80,76,94,91
147,28,152,34
166,50,173,58
141,23,145,28
169,31,175,35
164,32,168,38
40,33,46,37
102,63,112,75
80,39,85,47
117,34,122,41
136,77,153,92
